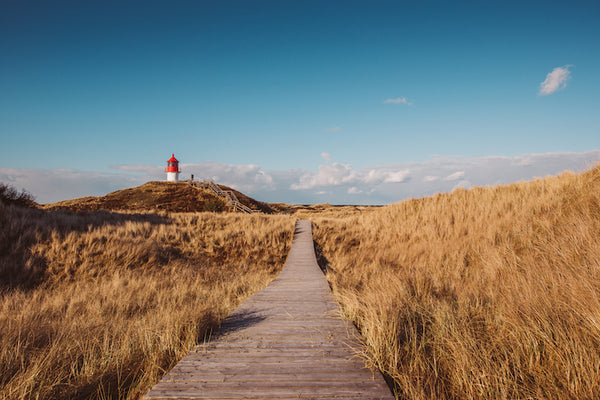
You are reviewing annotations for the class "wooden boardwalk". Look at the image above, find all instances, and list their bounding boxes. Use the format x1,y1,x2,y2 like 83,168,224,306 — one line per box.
143,220,394,400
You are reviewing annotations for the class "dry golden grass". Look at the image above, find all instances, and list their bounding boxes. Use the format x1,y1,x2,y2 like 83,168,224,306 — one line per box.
0,204,294,399
270,202,380,219
312,166,600,400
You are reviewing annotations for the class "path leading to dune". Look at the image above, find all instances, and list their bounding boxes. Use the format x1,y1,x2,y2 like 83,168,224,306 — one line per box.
143,220,394,399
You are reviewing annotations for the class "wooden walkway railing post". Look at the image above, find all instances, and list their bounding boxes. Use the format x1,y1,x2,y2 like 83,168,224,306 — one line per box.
143,220,394,399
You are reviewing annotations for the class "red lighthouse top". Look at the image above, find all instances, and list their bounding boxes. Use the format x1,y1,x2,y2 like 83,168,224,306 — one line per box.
165,154,181,173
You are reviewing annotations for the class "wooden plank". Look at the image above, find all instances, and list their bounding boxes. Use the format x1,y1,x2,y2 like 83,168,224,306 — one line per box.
166,367,379,377
146,397,392,400
167,362,375,372
193,346,359,353
143,220,394,400
147,395,392,400
163,373,382,381
151,382,391,391
145,387,393,398
176,360,368,368
182,354,366,362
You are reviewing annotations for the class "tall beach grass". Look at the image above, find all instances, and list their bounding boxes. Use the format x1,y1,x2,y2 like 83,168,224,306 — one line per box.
312,166,600,399
0,202,294,399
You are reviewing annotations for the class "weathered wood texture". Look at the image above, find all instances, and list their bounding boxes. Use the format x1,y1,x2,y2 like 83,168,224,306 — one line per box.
143,220,394,400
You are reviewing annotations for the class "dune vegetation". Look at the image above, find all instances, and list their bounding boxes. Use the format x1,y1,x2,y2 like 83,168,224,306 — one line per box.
0,195,294,399
42,181,273,214
312,166,600,400
3,166,600,400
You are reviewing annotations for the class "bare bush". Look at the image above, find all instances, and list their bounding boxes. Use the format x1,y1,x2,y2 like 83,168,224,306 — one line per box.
0,182,36,208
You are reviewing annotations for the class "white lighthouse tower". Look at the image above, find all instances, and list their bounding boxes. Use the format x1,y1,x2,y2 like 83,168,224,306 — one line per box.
165,154,181,182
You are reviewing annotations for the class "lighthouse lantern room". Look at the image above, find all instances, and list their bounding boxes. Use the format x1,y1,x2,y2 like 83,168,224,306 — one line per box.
165,154,181,182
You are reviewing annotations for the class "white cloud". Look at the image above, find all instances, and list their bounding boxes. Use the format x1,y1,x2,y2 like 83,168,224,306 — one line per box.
0,168,147,204
362,169,410,185
182,162,276,192
384,169,411,183
363,169,386,184
291,162,357,190
539,65,573,96
453,180,472,190
444,171,465,181
424,175,439,182
2,150,599,206
109,164,161,174
254,170,273,185
321,152,332,163
383,97,412,105
326,126,341,132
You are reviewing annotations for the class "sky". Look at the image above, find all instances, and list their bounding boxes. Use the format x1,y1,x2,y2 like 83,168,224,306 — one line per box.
1,0,599,204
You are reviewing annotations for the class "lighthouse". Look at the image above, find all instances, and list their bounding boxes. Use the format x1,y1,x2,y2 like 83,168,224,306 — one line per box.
165,154,181,182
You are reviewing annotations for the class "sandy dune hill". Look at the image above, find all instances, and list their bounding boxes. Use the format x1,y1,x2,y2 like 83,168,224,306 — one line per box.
43,181,274,213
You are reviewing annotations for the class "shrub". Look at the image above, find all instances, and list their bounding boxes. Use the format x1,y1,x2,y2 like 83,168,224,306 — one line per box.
0,182,36,208
204,197,226,212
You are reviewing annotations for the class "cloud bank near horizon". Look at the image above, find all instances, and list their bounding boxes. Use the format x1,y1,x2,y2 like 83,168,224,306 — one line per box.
1,150,598,205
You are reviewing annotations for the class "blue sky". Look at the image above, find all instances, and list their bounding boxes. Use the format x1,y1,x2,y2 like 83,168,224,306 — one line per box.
1,1,599,204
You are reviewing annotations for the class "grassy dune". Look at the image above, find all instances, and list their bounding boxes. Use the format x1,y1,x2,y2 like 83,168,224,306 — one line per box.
312,166,600,400
3,166,599,399
0,203,294,399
